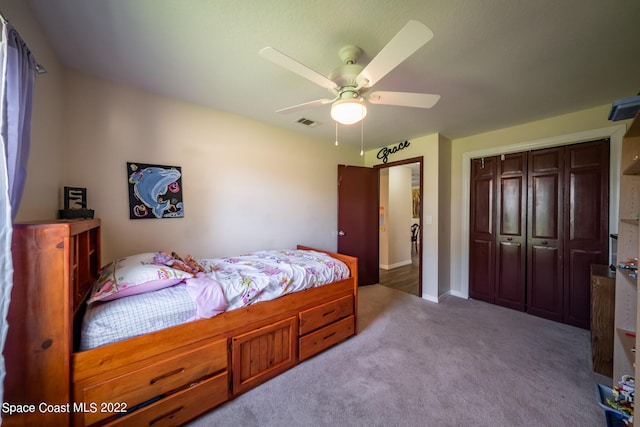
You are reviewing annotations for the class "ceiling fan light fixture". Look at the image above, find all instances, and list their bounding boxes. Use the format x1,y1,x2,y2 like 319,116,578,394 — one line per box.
331,98,367,125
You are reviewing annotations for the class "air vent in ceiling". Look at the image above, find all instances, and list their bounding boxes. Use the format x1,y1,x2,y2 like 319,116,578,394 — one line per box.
296,117,320,128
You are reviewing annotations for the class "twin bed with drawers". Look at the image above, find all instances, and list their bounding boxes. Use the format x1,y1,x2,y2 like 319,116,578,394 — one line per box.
4,219,358,426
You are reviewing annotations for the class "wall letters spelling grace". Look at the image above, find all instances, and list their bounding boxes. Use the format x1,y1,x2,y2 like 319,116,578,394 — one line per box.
377,140,410,164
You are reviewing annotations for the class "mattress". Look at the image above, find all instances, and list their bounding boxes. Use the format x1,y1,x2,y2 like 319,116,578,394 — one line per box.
80,249,349,350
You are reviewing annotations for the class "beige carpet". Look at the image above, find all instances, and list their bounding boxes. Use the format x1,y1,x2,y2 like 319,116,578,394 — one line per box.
188,285,611,427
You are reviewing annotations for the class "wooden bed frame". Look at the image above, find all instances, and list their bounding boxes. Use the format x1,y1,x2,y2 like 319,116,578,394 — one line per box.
4,219,358,426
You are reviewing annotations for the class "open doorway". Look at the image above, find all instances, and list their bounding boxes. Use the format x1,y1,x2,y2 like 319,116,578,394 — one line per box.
377,159,422,296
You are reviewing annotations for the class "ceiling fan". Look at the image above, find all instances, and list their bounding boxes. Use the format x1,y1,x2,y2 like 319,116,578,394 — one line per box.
259,20,440,125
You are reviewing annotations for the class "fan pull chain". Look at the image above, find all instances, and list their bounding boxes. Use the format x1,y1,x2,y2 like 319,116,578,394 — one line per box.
360,119,364,156
335,121,339,146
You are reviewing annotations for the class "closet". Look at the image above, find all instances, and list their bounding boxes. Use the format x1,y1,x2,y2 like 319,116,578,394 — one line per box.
469,139,609,329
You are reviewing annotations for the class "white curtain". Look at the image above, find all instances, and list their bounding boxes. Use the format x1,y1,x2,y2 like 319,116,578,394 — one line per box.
0,18,37,415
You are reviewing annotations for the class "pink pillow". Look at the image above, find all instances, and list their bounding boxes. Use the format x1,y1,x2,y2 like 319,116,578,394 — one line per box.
87,253,193,304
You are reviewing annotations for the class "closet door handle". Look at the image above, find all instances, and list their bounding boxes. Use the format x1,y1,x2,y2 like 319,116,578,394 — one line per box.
541,241,548,245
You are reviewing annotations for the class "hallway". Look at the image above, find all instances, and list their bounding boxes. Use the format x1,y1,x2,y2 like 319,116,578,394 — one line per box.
378,253,419,296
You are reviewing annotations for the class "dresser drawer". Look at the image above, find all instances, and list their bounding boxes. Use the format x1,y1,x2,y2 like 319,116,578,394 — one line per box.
76,338,227,426
299,295,353,335
299,315,354,361
102,372,228,426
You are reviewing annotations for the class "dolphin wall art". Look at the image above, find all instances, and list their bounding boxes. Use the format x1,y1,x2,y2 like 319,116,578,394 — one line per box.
127,163,184,219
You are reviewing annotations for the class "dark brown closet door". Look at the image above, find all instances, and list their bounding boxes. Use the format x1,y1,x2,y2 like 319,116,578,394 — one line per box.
495,153,527,311
527,147,564,322
563,139,609,329
469,157,497,303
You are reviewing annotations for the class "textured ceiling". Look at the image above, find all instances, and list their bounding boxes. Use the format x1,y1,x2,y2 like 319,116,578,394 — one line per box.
26,0,640,150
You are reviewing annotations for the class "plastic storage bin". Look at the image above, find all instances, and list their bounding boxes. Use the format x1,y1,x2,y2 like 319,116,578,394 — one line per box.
604,409,627,427
596,383,632,425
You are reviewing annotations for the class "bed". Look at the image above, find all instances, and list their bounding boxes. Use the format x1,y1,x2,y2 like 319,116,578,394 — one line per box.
4,219,358,426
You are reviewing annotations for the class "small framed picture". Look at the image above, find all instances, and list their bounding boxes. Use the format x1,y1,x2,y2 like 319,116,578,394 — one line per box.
127,162,183,219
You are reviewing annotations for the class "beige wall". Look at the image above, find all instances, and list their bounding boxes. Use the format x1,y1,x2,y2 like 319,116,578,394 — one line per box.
438,134,451,299
365,134,443,301
379,168,389,267
61,71,363,262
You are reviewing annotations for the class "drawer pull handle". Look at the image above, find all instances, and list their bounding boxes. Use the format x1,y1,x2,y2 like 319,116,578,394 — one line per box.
150,368,185,385
323,332,336,341
149,406,184,426
322,310,336,317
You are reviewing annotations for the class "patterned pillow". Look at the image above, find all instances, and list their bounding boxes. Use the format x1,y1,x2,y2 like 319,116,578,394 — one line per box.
87,253,193,304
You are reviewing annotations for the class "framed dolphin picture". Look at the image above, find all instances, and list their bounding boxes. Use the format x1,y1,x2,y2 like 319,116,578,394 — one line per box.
127,162,184,219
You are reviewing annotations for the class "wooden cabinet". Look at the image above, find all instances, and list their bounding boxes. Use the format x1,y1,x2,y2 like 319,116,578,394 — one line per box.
3,219,100,427
230,294,356,393
591,264,616,377
231,317,297,395
613,112,640,382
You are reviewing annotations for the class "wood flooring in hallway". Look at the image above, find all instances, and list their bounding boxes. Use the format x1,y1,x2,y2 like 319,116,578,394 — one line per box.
378,253,420,296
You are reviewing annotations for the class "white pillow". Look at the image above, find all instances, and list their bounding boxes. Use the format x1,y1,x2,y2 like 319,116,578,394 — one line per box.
87,253,193,304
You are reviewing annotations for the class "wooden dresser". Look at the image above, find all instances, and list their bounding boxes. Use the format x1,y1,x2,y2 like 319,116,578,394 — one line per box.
590,264,616,377
3,219,100,427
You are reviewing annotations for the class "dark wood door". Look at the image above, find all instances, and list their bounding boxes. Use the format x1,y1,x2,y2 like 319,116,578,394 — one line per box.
337,165,379,286
469,141,609,329
495,153,527,311
562,140,609,329
527,147,564,322
469,156,497,303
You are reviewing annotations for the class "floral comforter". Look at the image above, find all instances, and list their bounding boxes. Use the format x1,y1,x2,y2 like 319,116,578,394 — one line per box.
80,249,349,350
199,249,349,311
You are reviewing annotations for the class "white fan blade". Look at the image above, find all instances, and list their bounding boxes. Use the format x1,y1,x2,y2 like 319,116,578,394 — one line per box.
260,47,338,90
276,98,336,114
367,91,440,109
356,20,434,89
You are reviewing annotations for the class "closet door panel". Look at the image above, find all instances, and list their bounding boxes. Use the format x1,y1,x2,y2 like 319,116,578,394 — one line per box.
529,245,563,321
495,153,527,310
469,157,497,303
531,175,560,239
496,241,525,308
563,140,609,329
469,240,494,302
527,148,564,321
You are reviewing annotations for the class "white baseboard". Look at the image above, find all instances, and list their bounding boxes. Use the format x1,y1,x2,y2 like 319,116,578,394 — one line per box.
449,289,468,299
379,259,413,270
422,294,439,303
423,290,467,303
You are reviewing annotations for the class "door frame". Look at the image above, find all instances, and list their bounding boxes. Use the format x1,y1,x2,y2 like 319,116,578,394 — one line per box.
458,125,625,299
374,156,423,297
